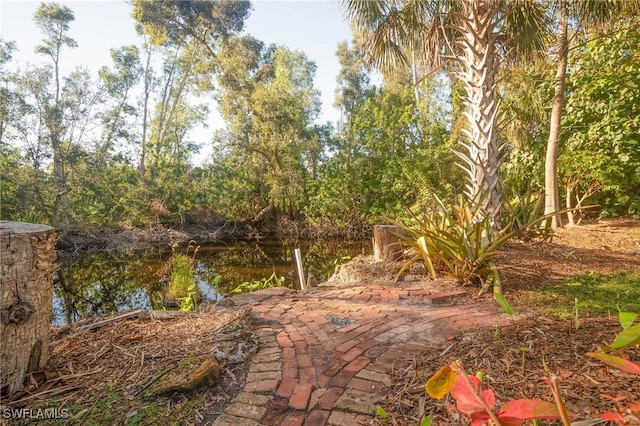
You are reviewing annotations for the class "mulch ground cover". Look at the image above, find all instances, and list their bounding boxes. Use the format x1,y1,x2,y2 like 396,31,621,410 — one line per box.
379,219,640,425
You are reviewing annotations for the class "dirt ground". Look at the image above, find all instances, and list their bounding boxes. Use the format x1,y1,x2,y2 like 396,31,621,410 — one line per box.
381,218,640,425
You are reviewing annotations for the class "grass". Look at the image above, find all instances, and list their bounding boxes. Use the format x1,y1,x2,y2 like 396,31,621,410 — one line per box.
516,269,640,316
19,392,204,426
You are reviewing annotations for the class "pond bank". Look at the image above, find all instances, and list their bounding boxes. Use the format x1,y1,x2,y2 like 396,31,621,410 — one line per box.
55,219,373,257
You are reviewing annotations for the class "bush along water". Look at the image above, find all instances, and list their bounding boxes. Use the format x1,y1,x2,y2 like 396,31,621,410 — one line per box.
164,241,201,312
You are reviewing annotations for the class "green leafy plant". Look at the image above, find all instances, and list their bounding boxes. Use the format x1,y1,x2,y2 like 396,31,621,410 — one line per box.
389,193,592,296
231,272,285,294
165,241,200,312
502,188,553,242
387,194,519,296
10,206,50,225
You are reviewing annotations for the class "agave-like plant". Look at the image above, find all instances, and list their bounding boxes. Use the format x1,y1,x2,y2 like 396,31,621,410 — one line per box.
503,188,553,242
389,193,593,296
387,194,518,296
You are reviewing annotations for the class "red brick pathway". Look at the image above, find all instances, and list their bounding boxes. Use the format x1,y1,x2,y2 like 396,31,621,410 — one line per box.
212,280,510,425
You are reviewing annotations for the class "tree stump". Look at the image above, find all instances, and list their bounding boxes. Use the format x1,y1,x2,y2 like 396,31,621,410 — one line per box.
0,221,57,398
372,225,403,261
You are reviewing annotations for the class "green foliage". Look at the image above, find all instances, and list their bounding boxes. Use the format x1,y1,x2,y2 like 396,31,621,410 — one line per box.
213,38,323,219
389,194,518,294
375,405,387,419
166,243,200,312
231,272,284,294
518,269,640,316
308,80,456,224
562,17,640,216
502,188,553,242
494,293,514,317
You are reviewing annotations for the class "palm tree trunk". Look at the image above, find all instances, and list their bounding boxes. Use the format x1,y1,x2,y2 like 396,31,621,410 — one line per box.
544,0,568,228
454,0,503,228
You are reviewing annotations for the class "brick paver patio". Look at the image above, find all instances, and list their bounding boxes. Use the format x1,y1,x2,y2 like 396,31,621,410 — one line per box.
212,279,510,425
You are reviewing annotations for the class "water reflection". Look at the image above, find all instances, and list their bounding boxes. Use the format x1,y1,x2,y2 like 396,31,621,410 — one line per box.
53,239,370,326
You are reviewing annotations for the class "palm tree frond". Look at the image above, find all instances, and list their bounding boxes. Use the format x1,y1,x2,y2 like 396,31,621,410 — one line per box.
502,0,552,61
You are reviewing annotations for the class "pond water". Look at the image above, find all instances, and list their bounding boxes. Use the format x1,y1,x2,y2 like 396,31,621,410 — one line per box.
53,239,371,326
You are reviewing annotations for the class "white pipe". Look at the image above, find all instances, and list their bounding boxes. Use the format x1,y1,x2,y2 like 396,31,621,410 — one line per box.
294,248,306,291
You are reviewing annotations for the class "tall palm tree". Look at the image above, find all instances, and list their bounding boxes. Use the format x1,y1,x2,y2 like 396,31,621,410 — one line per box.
544,0,640,227
342,0,548,228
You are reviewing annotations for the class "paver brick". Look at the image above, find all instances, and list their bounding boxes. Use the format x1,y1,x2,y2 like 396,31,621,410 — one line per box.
341,346,364,362
282,347,297,361
294,340,308,352
317,387,343,410
233,392,272,405
212,414,260,426
328,369,356,387
250,361,282,373
327,410,372,426
277,377,298,397
299,366,316,384
334,388,377,414
244,379,280,392
289,382,314,410
347,377,380,392
297,354,313,367
288,331,305,341
225,402,267,420
282,361,298,379
246,370,282,382
305,410,330,425
355,369,392,386
256,346,281,356
281,413,305,426
242,276,512,421
251,352,282,363
345,356,370,372
278,333,294,347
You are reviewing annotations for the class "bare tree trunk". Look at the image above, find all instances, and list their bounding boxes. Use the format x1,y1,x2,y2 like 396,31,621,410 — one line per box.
138,40,152,178
565,184,575,226
0,221,57,397
544,0,568,229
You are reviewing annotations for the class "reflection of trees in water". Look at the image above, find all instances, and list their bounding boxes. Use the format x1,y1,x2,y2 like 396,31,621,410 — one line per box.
54,251,166,324
54,240,370,324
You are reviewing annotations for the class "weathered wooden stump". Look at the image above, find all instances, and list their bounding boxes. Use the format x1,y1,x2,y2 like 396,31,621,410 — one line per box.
0,221,57,397
372,225,403,261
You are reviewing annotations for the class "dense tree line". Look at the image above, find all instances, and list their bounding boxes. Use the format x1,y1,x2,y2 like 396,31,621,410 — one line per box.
0,1,639,231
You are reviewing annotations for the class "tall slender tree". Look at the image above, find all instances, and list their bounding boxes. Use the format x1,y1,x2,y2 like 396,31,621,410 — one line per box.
33,2,78,225
543,0,640,227
341,0,548,227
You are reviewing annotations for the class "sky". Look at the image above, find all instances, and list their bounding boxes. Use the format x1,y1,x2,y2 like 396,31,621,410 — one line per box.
0,0,354,160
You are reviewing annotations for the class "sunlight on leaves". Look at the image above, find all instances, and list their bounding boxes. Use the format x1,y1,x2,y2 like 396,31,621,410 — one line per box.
425,364,457,400
619,311,639,329
606,323,640,350
585,352,640,375
494,293,514,316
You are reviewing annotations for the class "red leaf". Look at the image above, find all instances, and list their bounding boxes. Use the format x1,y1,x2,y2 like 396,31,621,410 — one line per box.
450,374,496,414
498,399,574,421
470,411,491,426
586,352,640,375
601,412,626,423
600,393,628,402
